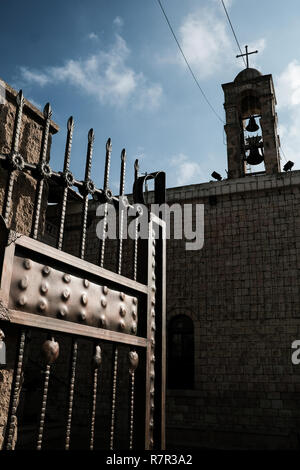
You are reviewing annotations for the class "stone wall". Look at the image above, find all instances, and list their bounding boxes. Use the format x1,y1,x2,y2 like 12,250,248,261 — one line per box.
0,78,58,449
165,171,300,450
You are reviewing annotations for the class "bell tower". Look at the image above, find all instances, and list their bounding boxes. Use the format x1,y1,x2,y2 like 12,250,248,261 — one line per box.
222,51,281,179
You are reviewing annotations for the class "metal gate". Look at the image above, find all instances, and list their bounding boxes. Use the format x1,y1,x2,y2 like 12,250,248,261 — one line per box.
0,90,166,450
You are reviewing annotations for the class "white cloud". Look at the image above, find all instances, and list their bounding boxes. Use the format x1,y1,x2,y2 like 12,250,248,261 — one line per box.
88,32,98,40
276,60,300,109
275,60,300,168
178,9,233,79
113,16,124,28
169,153,203,186
19,33,162,110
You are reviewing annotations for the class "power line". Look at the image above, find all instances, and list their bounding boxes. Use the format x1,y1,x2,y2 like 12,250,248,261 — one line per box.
156,0,225,124
220,0,247,68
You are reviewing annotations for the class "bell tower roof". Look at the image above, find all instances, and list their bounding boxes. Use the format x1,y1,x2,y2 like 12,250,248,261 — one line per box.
234,67,262,83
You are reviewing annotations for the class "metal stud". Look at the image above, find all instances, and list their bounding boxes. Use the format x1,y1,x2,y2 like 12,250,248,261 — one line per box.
57,306,67,318
79,311,86,321
132,311,137,320
120,292,125,301
132,297,137,305
62,289,70,301
99,314,106,327
102,286,108,295
101,298,107,308
63,273,71,283
19,277,28,290
23,259,32,270
83,279,89,288
120,306,126,317
18,295,26,306
40,282,48,295
119,320,125,331
38,300,47,312
42,266,51,276
81,293,88,306
131,322,137,334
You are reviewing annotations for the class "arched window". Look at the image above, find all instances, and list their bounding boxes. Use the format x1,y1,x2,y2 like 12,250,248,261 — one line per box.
167,315,194,389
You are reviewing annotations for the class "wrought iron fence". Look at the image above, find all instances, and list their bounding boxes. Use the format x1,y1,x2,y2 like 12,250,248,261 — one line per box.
0,89,166,450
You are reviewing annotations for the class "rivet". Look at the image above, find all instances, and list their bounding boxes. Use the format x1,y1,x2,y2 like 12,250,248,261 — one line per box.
151,308,155,317
151,298,156,306
63,273,71,283
40,282,48,295
151,285,156,292
132,297,137,305
79,311,86,321
83,279,89,288
131,322,137,334
19,277,28,290
120,306,126,317
119,292,125,301
151,322,156,331
102,286,108,295
62,289,70,301
57,307,67,318
152,239,156,246
38,300,47,312
151,354,155,362
18,295,26,306
101,298,107,308
152,261,155,268
119,320,125,331
42,266,51,276
81,293,88,306
132,311,137,320
99,314,106,327
23,259,32,270
152,273,156,281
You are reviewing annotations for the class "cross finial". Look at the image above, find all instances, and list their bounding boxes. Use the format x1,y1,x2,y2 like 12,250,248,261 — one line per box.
236,45,258,68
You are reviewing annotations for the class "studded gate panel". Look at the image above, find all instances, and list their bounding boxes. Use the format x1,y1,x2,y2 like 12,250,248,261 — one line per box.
0,89,166,450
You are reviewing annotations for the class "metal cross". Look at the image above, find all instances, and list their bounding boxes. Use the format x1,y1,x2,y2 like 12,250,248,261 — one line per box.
236,45,258,68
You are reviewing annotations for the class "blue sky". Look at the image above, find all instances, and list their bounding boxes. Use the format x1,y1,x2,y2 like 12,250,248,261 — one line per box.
1,0,300,192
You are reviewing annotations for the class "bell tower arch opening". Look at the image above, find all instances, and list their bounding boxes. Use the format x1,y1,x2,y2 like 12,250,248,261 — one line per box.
222,65,281,179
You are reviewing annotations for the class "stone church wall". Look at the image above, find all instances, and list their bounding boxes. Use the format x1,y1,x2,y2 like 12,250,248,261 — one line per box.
166,173,300,449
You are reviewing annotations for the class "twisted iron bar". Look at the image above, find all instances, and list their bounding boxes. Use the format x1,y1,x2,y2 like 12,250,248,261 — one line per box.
36,364,51,450
99,138,112,268
57,116,74,250
31,103,52,240
80,129,94,260
5,329,26,450
3,90,24,225
89,344,101,450
110,345,118,450
133,159,139,281
117,149,126,275
65,339,78,450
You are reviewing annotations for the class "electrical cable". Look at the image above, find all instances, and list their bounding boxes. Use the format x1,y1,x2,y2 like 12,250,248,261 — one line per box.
156,0,225,124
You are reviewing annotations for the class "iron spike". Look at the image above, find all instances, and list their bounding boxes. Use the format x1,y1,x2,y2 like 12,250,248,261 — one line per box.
43,102,52,119
67,116,74,132
16,90,24,107
106,137,112,154
88,128,95,143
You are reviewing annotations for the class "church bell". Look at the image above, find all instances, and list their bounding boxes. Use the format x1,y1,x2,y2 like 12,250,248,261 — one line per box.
246,146,264,165
246,116,259,133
